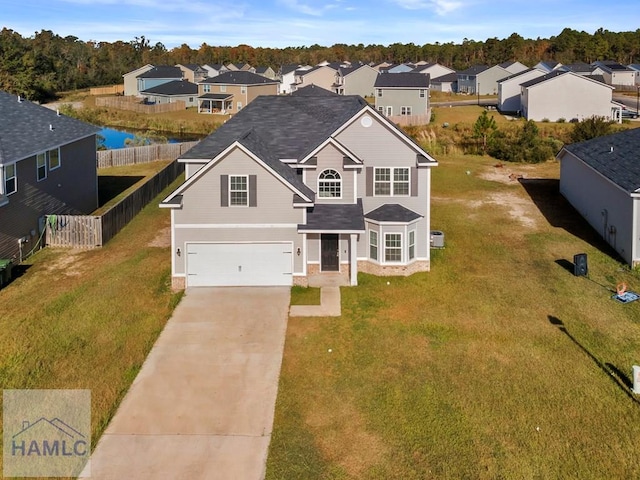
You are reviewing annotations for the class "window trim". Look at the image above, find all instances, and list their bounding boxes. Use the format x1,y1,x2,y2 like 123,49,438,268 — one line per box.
369,230,378,261
48,148,61,171
240,85,247,94
220,85,227,92
229,174,248,207
317,169,342,199
4,163,17,196
401,106,412,116
408,230,416,260
384,232,403,263
419,89,426,98
374,167,410,197
376,88,383,97
203,84,211,93
36,153,47,182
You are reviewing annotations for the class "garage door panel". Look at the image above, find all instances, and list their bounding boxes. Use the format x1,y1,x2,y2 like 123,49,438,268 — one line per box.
186,243,293,287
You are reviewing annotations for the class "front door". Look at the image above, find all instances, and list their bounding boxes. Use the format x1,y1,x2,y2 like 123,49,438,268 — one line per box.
321,234,339,272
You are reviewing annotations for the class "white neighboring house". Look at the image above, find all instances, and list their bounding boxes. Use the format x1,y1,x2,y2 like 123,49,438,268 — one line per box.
558,128,640,266
499,61,529,75
430,72,458,93
203,64,229,78
520,71,618,122
497,68,546,113
534,61,562,73
411,63,455,80
592,61,636,86
629,64,640,85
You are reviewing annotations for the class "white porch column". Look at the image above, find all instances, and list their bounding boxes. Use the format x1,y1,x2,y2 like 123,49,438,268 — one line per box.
350,234,358,286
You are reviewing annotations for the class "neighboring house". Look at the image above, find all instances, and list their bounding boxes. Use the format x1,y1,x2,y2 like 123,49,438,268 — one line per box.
279,64,310,94
430,72,458,93
202,64,229,78
333,64,378,97
558,128,640,266
371,61,393,72
137,66,183,95
123,64,154,96
227,63,252,71
160,95,438,289
497,68,546,113
254,66,277,80
592,61,636,86
534,60,562,73
411,63,455,80
457,64,510,95
140,80,199,108
559,63,602,76
374,73,430,118
499,61,529,75
198,71,279,114
0,91,99,260
176,64,208,83
520,71,618,122
628,64,640,85
293,65,338,93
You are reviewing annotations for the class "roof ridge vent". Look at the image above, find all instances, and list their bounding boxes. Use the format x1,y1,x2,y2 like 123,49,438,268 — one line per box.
17,95,22,103
49,124,54,131
610,146,614,153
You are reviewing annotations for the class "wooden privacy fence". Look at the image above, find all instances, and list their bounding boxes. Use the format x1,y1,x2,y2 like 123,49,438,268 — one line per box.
46,215,102,248
45,160,184,249
95,97,185,113
97,141,199,168
90,85,124,95
389,113,431,126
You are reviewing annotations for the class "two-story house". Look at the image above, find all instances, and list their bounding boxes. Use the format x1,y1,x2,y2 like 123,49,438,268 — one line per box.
293,65,338,93
197,71,279,114
457,64,510,95
497,68,546,113
0,91,99,261
176,64,208,83
333,64,378,97
136,66,184,95
160,95,438,289
374,73,430,118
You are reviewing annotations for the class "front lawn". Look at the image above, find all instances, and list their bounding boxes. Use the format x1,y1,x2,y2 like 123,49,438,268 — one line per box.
267,154,640,479
0,178,182,465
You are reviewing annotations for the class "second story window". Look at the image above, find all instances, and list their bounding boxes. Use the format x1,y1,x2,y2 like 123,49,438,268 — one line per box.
374,167,409,196
318,169,342,198
376,89,383,97
4,164,17,195
203,84,211,93
37,153,47,181
220,85,227,93
229,175,248,206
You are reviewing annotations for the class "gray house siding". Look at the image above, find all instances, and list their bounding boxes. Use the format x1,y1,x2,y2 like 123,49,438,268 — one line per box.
304,143,356,204
0,135,97,260
375,88,428,116
560,151,634,264
341,68,378,97
175,148,305,225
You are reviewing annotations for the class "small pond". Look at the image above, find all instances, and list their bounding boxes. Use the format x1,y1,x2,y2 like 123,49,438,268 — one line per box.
98,127,204,149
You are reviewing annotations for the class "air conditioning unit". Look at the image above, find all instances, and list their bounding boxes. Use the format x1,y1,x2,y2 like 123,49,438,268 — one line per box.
430,230,445,248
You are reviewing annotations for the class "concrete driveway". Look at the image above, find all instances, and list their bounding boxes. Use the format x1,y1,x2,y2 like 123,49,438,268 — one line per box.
84,287,291,479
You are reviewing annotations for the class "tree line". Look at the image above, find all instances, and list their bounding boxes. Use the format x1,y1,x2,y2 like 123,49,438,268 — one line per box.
1,27,640,102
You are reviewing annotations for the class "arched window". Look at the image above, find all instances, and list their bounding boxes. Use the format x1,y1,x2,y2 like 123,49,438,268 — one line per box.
318,169,342,198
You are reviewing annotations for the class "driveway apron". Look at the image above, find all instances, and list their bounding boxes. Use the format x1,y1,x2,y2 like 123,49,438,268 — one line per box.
84,286,291,479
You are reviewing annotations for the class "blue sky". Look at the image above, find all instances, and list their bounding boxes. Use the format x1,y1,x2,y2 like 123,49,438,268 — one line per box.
4,0,640,49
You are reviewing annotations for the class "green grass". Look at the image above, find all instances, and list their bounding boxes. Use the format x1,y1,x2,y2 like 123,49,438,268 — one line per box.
290,286,322,306
267,154,640,479
0,178,183,466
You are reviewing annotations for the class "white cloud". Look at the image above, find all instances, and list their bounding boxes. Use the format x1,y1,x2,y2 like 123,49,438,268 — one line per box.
277,0,340,16
392,0,463,14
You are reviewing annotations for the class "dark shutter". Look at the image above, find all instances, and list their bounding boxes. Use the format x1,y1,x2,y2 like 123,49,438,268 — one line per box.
249,175,257,207
220,174,228,207
411,167,418,197
366,167,373,196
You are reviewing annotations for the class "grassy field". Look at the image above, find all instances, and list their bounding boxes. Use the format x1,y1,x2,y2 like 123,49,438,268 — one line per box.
0,179,181,468
267,154,640,479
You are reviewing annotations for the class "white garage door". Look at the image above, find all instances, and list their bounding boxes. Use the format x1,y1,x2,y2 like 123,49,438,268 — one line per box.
186,242,293,287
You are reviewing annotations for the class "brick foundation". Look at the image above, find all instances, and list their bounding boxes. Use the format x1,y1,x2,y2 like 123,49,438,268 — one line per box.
357,260,430,276
293,275,309,287
171,276,186,291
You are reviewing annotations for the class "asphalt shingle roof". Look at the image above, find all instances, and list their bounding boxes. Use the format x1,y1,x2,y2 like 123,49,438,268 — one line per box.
365,204,422,222
138,65,183,79
431,72,458,83
201,71,278,85
497,68,540,83
183,95,368,163
0,90,99,165
563,129,640,194
291,85,338,96
374,72,430,88
519,70,569,88
458,65,489,75
141,80,198,95
299,199,365,231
